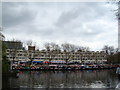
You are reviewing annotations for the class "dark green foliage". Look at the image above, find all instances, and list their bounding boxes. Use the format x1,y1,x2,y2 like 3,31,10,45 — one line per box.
2,60,10,73
2,42,10,73
107,52,120,64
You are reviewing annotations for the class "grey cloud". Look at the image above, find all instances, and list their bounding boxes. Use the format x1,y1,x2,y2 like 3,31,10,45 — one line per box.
53,2,113,42
30,29,54,37
21,23,55,38
2,2,36,28
55,2,110,28
2,2,117,50
55,9,80,27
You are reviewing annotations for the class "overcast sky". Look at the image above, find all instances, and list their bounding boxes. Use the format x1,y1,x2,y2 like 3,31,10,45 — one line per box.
2,2,118,51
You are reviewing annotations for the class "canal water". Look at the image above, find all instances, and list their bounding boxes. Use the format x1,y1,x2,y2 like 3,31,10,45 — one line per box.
2,69,120,89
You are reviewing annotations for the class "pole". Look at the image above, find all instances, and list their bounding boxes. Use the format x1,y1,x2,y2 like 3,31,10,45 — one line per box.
118,1,120,51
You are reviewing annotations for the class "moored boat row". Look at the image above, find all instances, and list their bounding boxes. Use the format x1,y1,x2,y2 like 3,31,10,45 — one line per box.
12,64,117,71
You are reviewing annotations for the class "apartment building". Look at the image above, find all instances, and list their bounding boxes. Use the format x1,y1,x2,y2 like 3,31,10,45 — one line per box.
4,41,29,62
6,45,38,62
5,44,107,64
34,50,107,64
3,41,23,49
6,49,30,62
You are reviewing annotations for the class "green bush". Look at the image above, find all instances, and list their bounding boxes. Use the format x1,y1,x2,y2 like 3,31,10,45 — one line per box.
107,52,120,64
2,42,10,73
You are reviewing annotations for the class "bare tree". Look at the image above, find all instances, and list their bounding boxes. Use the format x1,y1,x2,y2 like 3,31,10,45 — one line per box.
75,46,90,52
115,48,119,53
50,42,61,51
102,45,114,55
109,46,115,55
44,43,51,51
44,42,61,64
61,43,76,64
109,1,120,52
61,43,90,64
61,43,71,52
43,42,90,64
83,47,90,52
26,40,33,46
102,45,109,55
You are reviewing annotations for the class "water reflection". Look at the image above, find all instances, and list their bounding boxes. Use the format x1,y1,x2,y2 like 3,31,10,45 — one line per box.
6,69,120,88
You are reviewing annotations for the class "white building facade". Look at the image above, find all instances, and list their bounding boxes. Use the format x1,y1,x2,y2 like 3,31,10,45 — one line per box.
34,50,107,64
6,47,107,64
6,49,30,62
